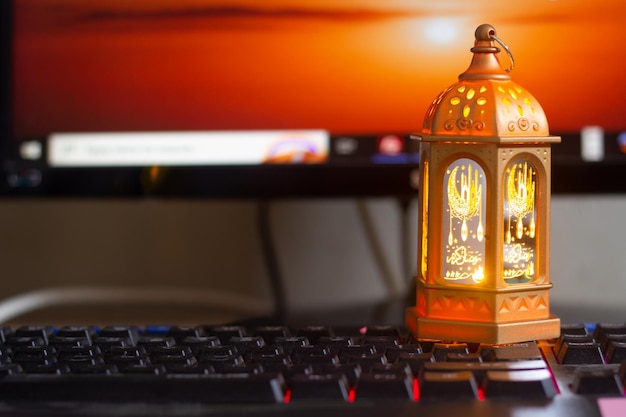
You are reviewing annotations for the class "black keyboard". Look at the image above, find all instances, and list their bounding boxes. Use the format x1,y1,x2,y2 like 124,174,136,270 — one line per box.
0,323,625,417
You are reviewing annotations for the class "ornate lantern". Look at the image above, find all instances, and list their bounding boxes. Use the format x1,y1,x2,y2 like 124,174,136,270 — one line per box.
406,24,561,344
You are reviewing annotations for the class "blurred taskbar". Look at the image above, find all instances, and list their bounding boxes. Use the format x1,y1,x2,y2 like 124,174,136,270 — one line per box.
1,131,626,198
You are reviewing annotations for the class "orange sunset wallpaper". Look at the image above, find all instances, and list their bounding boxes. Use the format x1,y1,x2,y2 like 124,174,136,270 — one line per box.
11,0,626,139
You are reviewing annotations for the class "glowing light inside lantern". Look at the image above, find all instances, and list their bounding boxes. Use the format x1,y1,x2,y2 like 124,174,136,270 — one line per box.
503,160,537,284
442,158,486,284
472,266,485,283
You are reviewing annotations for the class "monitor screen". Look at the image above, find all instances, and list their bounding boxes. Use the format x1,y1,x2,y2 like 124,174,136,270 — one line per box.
2,0,626,197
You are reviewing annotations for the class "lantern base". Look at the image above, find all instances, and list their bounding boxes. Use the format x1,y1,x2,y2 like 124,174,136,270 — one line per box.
406,307,560,344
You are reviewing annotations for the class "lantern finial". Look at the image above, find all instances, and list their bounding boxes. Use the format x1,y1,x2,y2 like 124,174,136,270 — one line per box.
459,24,511,81
475,23,496,42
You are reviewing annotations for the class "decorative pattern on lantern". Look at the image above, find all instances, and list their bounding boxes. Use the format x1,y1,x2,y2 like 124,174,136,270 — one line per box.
443,159,486,284
504,160,537,284
406,24,561,344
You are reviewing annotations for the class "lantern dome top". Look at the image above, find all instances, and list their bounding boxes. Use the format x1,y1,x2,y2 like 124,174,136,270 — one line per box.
419,24,555,142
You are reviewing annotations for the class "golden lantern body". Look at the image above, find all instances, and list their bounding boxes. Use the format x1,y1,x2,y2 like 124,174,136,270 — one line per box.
405,24,561,344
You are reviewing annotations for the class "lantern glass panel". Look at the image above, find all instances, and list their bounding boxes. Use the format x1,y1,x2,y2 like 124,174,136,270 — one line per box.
442,158,486,284
503,159,537,284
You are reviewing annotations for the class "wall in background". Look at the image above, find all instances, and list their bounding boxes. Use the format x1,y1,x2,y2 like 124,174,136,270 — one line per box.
550,195,626,322
0,195,623,323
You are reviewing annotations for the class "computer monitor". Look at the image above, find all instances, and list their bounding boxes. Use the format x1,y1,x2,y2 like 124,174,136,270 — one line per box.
2,0,625,198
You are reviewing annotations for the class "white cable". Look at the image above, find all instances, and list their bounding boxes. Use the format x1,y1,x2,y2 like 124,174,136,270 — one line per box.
0,286,273,323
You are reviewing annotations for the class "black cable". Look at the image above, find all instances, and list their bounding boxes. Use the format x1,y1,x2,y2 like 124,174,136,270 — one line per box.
398,196,414,285
398,196,416,308
256,200,287,322
356,199,400,299
358,198,416,324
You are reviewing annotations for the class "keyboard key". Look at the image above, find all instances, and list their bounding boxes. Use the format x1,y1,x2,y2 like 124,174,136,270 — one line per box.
294,353,339,370
364,325,402,341
560,323,589,336
166,326,205,344
431,343,469,362
483,369,557,399
245,344,284,358
338,345,376,363
62,351,104,363
152,354,197,367
292,345,330,362
317,336,353,355
397,352,435,375
93,337,132,351
605,340,626,364
48,336,90,349
14,326,55,344
557,342,604,364
64,355,105,368
143,325,171,335
0,373,287,403
199,345,239,357
361,336,399,353
198,353,244,372
370,362,413,378
316,363,361,386
109,357,150,371
207,326,246,344
594,323,626,342
12,346,57,363
289,374,350,401
0,364,23,376
227,336,265,353
274,337,309,355
57,345,102,361
422,360,547,385
572,369,624,395
5,337,45,348
419,371,478,400
149,345,193,359
347,353,387,372
252,326,291,344
553,334,596,358
219,363,264,375
446,352,482,362
296,326,333,345
417,340,442,354
56,326,98,344
354,373,414,401
385,344,423,363
0,327,13,344
0,346,12,358
105,345,148,359
480,342,542,362
247,352,291,369
180,336,221,353
272,364,312,384
136,336,176,351
98,326,141,346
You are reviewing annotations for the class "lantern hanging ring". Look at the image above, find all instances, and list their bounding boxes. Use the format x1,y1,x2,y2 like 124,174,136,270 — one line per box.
489,32,515,72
